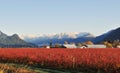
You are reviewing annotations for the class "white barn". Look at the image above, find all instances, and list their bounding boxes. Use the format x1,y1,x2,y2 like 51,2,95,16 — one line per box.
62,44,77,48
86,45,106,48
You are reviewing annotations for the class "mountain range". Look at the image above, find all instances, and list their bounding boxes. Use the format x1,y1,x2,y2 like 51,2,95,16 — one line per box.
20,32,95,46
20,27,120,46
0,27,119,47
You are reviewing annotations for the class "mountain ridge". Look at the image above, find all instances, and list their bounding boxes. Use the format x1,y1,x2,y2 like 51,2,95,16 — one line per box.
20,32,95,46
20,32,95,39
0,31,37,48
93,27,120,43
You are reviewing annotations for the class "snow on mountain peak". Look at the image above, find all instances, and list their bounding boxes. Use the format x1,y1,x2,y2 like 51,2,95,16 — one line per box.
19,32,95,40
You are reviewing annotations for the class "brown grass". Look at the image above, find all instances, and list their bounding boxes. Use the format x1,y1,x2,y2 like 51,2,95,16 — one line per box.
0,63,36,73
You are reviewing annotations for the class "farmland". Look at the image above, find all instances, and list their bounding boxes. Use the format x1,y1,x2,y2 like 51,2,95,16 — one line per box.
0,48,120,73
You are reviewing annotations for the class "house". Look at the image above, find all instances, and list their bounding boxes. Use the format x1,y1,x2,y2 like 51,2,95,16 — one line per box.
85,45,106,48
46,46,50,48
117,45,120,48
62,44,77,48
41,45,50,48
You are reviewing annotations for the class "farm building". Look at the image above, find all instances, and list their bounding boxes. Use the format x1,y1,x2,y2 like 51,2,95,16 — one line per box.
62,44,77,48
85,45,106,48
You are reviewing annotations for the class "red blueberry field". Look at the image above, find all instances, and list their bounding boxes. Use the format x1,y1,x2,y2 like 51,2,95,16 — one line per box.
0,48,120,73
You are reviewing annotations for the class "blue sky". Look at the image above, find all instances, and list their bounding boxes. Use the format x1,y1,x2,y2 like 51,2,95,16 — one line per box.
0,0,120,36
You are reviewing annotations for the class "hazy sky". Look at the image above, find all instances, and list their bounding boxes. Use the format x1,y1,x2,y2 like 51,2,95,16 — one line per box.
0,0,120,36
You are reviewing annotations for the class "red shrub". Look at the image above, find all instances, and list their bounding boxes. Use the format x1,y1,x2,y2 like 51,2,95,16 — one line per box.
0,48,119,72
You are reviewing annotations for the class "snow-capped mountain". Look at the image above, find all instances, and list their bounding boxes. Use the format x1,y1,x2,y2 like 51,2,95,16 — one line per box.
20,32,94,40
20,32,95,46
